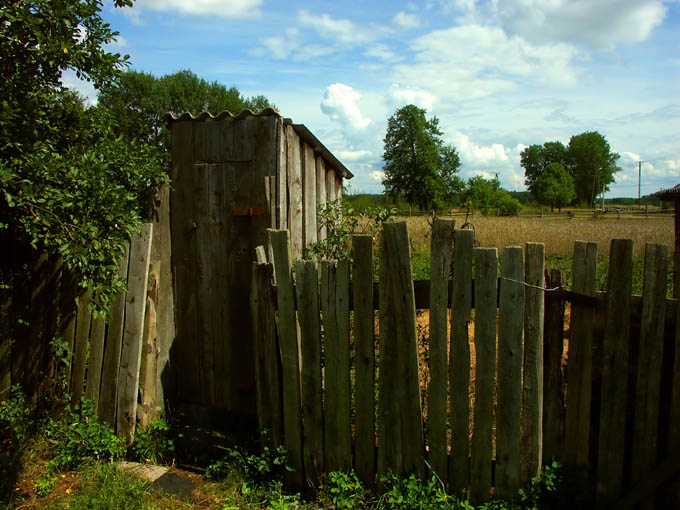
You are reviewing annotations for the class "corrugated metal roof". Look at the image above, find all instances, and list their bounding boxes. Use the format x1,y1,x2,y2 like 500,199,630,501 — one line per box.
163,109,353,179
656,184,680,200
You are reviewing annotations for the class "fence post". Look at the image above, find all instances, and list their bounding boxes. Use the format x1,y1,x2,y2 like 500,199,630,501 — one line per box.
428,218,454,483
596,238,633,505
470,248,498,504
631,244,668,483
564,242,598,481
496,246,525,498
352,235,376,487
449,229,474,493
543,269,566,462
269,229,304,489
521,242,545,484
296,260,324,484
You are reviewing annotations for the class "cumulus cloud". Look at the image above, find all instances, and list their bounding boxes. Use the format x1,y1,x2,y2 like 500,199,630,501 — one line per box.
298,10,374,44
391,25,582,102
364,44,403,63
62,71,97,106
371,170,386,182
320,83,372,131
132,0,261,18
490,0,666,49
393,11,420,29
338,150,374,162
386,85,436,111
257,29,300,59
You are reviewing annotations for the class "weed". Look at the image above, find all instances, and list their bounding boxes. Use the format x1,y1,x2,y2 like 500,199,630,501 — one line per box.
206,444,290,484
130,419,175,465
320,470,368,509
62,462,149,510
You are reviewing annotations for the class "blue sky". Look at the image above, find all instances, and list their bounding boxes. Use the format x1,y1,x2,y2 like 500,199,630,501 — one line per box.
69,0,680,197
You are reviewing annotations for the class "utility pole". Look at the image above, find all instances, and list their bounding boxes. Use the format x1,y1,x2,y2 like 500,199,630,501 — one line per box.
602,183,605,210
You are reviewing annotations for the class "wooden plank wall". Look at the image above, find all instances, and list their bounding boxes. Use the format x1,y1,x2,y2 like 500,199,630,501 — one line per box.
254,228,680,506
0,225,157,441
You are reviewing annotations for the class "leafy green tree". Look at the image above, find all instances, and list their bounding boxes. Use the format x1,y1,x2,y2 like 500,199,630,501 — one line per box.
533,162,576,211
461,176,522,215
97,69,276,153
440,145,465,205
568,131,621,206
521,141,569,198
382,105,461,210
0,0,167,309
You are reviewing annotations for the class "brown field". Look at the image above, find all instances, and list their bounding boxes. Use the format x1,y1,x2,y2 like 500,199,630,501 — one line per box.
400,215,674,257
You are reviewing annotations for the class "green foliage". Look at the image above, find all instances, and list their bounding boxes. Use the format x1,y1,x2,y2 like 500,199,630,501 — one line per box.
320,470,368,509
38,398,126,495
378,471,469,509
304,200,395,261
532,163,575,212
0,0,169,312
383,105,462,210
0,386,31,445
65,462,150,510
462,177,522,216
205,445,290,485
130,419,175,465
520,133,621,207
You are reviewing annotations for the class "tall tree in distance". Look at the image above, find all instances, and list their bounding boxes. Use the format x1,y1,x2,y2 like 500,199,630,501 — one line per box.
568,131,621,206
533,162,575,211
382,105,461,210
521,141,569,197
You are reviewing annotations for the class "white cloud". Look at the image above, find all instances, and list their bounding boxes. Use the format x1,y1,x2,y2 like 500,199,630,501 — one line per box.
298,9,374,44
490,0,666,49
364,44,403,63
62,71,98,106
133,0,261,18
338,150,374,162
386,85,436,111
391,25,582,102
257,28,300,59
393,11,420,29
320,83,372,131
371,171,385,182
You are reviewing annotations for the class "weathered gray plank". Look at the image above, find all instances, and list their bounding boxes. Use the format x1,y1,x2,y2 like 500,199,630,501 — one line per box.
326,168,336,203
296,260,324,485
352,235,376,486
302,143,317,251
277,119,288,230
116,223,153,442
564,241,598,471
269,229,304,489
450,229,474,492
286,126,303,259
322,259,352,472
59,270,79,392
428,218,454,482
316,157,327,240
377,228,402,477
521,242,545,484
250,262,282,446
382,221,424,478
671,302,680,453
85,314,106,401
194,162,215,405
496,246,525,499
543,269,566,462
169,120,201,401
98,245,130,425
596,238,633,505
71,289,93,405
137,262,159,429
470,248,498,505
632,244,668,482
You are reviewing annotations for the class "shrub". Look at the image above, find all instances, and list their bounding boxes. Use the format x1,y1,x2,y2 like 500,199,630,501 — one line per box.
130,419,175,465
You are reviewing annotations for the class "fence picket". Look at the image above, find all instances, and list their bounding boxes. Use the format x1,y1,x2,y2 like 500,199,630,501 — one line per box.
296,260,324,484
250,262,282,446
116,223,153,442
632,244,668,482
382,221,425,479
470,248,498,504
322,259,352,472
596,238,633,505
564,241,598,473
496,246,524,498
450,229,474,492
269,229,304,489
85,315,106,401
352,235,376,486
71,289,93,405
428,218,454,482
521,242,545,484
543,269,566,462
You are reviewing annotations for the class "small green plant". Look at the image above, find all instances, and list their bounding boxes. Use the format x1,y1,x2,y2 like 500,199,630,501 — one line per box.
206,445,290,485
65,462,150,510
37,398,126,495
320,470,368,509
130,419,175,465
0,385,31,445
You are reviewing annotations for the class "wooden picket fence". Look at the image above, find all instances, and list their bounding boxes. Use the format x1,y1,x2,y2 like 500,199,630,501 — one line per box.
250,220,680,506
0,224,157,441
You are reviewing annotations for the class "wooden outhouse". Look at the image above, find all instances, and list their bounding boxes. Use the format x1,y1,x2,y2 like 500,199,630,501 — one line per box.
165,109,352,416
